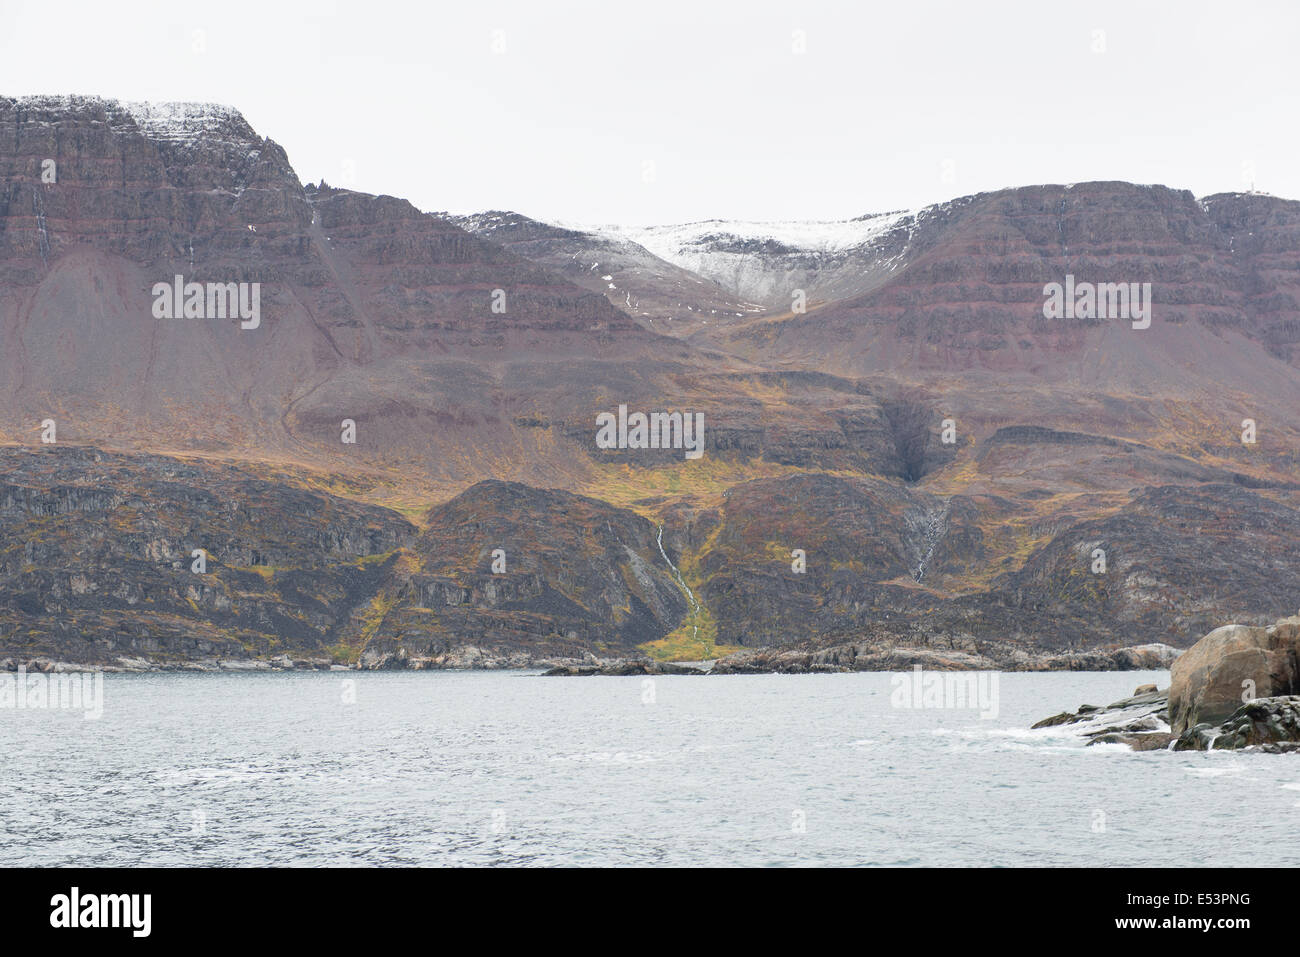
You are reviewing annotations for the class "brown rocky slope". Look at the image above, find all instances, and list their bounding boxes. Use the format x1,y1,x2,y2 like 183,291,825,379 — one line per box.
2,97,1299,669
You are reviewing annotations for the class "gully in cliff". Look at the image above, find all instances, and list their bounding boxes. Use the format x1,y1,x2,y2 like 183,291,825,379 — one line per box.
151,275,261,329
595,404,705,460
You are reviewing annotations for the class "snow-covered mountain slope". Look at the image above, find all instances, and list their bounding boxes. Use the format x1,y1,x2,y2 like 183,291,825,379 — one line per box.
447,210,766,333
120,100,251,146
452,199,989,323
12,95,259,151
587,210,921,308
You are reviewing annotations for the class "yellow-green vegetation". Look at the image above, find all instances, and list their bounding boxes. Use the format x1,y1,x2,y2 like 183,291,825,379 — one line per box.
762,540,788,561
350,549,399,568
181,453,448,527
638,522,741,662
325,641,357,665
583,458,798,517
230,564,278,581
679,521,723,585
961,519,1051,590
355,590,398,652
336,548,422,664
639,602,741,662
238,632,278,656
1157,398,1246,457
1056,561,1109,604
387,502,434,526
921,453,981,495
828,558,870,574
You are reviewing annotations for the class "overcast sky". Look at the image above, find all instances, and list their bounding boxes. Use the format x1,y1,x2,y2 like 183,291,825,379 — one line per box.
3,0,1297,225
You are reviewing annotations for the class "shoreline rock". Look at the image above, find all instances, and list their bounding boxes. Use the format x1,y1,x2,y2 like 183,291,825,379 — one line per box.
708,641,1180,675
1031,687,1175,751
1173,696,1300,751
2,639,1183,676
1168,614,1300,735
540,661,707,676
1032,611,1300,752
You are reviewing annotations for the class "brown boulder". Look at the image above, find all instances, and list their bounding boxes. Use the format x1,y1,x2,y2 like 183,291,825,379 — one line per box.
1168,616,1300,735
1113,644,1181,669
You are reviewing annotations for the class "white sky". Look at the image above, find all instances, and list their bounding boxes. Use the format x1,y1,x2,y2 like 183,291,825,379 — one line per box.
3,0,1297,226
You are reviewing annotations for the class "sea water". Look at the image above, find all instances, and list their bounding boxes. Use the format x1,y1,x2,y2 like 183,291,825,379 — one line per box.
1,670,1294,867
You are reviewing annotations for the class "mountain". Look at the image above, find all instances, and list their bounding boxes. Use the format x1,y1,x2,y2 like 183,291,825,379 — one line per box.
446,210,765,334
0,95,685,503
722,183,1300,389
598,211,920,309
3,95,1299,670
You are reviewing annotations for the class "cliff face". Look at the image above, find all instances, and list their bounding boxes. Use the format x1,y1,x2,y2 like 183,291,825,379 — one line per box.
0,95,664,496
0,446,415,665
0,450,689,668
3,96,1300,669
359,481,689,668
0,97,301,278
723,183,1300,396
685,474,1300,655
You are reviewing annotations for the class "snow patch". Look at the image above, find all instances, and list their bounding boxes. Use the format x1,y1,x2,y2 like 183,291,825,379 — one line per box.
582,210,915,263
122,101,248,145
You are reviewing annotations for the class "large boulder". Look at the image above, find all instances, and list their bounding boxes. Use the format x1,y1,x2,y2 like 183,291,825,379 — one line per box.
1112,643,1181,669
1168,615,1300,735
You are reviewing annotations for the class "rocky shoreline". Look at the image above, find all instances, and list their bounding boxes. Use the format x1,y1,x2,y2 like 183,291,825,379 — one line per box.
3,638,1179,675
1031,612,1300,752
9,615,1296,716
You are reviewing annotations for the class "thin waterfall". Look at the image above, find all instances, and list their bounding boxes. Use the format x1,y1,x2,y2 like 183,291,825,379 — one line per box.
657,524,699,641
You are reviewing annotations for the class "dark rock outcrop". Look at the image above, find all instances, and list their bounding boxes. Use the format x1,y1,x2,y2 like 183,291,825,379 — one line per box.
0,451,692,669
1174,696,1300,751
1031,688,1174,750
355,481,689,668
713,642,1179,675
0,445,415,665
541,660,705,676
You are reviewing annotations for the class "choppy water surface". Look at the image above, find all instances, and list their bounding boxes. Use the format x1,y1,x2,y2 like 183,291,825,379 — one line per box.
2,670,1296,866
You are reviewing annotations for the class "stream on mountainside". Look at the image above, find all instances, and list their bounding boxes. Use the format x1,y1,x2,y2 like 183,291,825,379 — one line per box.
657,524,699,641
